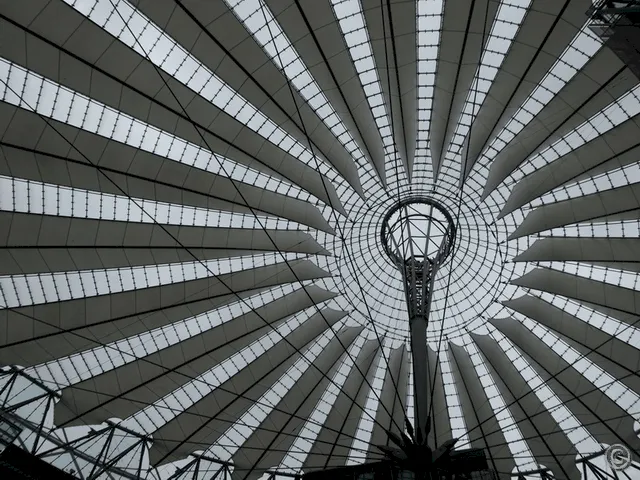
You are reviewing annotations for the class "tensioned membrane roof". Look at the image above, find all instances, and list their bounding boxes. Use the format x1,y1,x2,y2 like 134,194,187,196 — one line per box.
0,0,639,479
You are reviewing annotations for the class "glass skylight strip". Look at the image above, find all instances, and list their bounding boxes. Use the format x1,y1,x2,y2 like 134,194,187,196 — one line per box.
346,340,390,465
538,292,640,348
440,349,471,446
445,1,530,158
534,161,640,210
521,317,640,421
0,176,300,230
0,59,310,203
538,262,640,290
517,84,640,184
476,24,602,172
413,0,444,182
405,356,414,427
465,342,538,472
538,178,640,229
206,319,341,461
225,0,373,178
0,252,303,308
544,219,640,238
489,327,599,455
329,0,406,186
62,0,338,182
26,283,304,388
124,305,332,434
276,333,366,472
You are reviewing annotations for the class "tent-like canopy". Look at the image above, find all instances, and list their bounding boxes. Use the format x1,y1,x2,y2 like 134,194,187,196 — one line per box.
0,1,639,479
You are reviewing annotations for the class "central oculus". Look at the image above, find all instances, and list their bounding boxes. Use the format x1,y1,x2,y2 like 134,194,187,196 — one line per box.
380,197,457,441
381,197,456,270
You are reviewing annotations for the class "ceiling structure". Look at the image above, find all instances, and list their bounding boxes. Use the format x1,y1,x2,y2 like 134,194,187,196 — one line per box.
0,0,639,479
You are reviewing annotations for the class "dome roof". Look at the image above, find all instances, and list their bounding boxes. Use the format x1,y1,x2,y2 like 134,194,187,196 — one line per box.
0,0,639,479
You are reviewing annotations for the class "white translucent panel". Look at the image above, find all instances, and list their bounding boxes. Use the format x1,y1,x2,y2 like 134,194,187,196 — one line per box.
124,305,334,435
405,356,414,429
0,58,310,203
544,219,640,238
0,176,299,230
26,283,306,388
277,334,366,471
0,251,303,308
205,317,344,461
62,0,339,181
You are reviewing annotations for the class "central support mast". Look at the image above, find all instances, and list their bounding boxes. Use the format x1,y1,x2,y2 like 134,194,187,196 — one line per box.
381,198,456,441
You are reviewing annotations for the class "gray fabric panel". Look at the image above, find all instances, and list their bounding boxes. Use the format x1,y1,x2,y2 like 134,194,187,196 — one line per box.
511,268,640,319
0,260,330,365
303,340,381,471
492,318,640,457
149,308,348,464
361,0,417,177
427,345,453,449
367,345,406,460
271,1,387,183
501,116,640,215
0,105,335,234
473,333,580,480
509,183,640,239
53,286,338,427
463,0,591,181
131,0,362,195
448,343,515,479
504,294,640,397
0,213,328,276
230,327,364,477
430,0,498,178
513,237,640,263
0,13,346,210
485,47,635,197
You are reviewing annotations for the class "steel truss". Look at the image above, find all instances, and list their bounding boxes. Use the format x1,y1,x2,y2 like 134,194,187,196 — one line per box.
587,0,640,78
1,365,637,480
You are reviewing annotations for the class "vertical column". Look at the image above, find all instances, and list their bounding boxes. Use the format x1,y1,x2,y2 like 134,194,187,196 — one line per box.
410,314,429,436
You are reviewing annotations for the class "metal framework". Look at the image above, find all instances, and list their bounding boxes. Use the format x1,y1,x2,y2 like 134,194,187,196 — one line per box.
588,0,640,78
514,452,640,480
380,198,456,439
588,0,640,31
